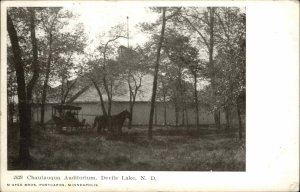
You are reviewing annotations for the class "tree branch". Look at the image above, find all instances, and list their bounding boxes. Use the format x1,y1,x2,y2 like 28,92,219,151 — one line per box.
90,78,107,116
63,78,77,102
181,15,210,49
215,11,230,41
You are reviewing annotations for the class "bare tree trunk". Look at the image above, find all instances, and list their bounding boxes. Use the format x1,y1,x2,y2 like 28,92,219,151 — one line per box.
178,67,185,127
8,12,34,166
163,96,167,126
106,82,114,131
10,28,31,164
128,89,137,129
225,106,230,130
36,107,39,123
181,107,185,126
128,81,133,129
219,110,221,129
92,80,107,116
60,76,65,104
148,8,167,139
128,100,134,129
128,82,140,128
40,32,53,125
26,8,39,144
175,109,179,127
154,104,158,125
208,7,221,130
185,108,189,127
174,102,179,127
101,77,112,130
237,101,242,139
108,82,113,116
214,111,221,129
160,75,167,126
193,72,199,132
107,97,112,117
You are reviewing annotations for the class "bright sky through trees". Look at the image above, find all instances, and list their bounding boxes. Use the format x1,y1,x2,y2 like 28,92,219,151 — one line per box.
66,3,158,52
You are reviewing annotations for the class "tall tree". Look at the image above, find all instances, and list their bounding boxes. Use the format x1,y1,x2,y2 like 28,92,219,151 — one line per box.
7,8,39,166
87,24,127,122
118,46,148,129
148,8,167,139
213,9,246,138
179,7,221,129
163,31,201,130
39,8,78,125
40,8,62,125
157,72,168,126
101,38,126,117
86,56,107,116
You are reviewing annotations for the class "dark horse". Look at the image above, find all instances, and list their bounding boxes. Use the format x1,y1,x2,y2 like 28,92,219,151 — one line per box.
93,110,131,135
110,110,131,135
93,115,108,134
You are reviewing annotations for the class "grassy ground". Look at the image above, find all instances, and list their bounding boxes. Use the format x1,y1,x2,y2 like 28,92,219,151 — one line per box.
8,125,245,171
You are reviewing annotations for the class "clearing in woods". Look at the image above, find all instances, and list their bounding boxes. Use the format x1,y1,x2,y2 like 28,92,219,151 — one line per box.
8,125,245,171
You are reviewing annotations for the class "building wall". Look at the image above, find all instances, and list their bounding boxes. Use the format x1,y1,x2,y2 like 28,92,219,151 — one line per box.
33,102,240,126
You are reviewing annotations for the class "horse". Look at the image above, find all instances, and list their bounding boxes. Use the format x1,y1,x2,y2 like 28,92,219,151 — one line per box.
93,115,108,134
93,110,131,136
109,110,131,136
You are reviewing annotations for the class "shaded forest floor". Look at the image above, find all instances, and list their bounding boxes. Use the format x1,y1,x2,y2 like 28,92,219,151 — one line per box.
8,125,245,171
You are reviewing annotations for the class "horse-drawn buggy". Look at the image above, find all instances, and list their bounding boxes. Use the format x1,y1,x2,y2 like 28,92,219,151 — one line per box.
51,104,91,134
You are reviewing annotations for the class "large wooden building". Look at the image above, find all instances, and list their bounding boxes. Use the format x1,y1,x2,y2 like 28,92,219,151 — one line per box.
34,101,233,126
32,46,243,127
33,75,242,127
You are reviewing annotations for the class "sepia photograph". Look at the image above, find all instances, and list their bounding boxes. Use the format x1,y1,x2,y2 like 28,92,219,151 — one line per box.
2,1,299,191
6,4,246,171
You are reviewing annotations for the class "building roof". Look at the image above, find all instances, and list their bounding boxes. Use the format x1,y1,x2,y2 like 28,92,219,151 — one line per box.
48,74,154,103
47,45,154,103
74,74,153,102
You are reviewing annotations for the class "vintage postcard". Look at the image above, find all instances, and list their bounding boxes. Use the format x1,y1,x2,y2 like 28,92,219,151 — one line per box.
1,0,299,191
